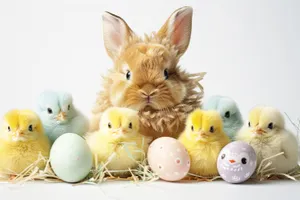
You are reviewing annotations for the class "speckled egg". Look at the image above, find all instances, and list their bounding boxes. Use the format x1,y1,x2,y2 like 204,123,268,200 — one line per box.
217,141,257,183
147,137,190,181
50,133,93,183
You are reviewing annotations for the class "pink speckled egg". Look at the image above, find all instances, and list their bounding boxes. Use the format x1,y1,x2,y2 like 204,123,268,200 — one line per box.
147,137,190,181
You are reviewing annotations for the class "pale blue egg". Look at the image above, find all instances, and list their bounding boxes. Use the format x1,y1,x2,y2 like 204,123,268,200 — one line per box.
50,133,93,183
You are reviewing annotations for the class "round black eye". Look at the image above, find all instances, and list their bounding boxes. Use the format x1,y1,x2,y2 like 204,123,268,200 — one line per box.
68,105,71,110
241,158,247,164
248,122,251,127
268,123,273,130
191,126,194,131
164,69,169,80
225,111,230,118
47,108,53,114
8,126,11,132
126,71,131,80
129,122,132,129
209,126,214,133
108,123,112,129
221,154,225,159
28,125,33,132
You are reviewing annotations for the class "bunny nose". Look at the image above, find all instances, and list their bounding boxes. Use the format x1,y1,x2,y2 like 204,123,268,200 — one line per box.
140,89,158,97
229,160,236,163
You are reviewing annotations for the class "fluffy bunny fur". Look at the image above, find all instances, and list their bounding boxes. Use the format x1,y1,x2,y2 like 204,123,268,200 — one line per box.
90,7,205,138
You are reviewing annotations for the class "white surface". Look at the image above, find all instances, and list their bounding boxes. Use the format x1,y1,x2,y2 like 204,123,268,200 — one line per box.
0,0,299,199
1,180,300,200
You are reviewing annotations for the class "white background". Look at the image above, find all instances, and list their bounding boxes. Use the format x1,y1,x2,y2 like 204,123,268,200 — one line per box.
0,0,299,199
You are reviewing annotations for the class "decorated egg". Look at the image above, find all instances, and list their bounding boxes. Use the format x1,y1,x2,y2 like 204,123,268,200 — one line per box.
50,133,93,183
217,141,257,183
147,137,190,181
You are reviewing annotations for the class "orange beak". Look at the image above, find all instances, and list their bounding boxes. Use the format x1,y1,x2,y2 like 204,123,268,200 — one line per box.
112,128,126,135
14,130,23,137
57,112,66,121
254,127,266,135
229,159,236,163
199,131,208,137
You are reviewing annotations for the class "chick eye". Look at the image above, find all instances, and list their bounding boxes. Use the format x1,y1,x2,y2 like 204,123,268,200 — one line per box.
68,105,71,110
126,71,131,80
191,126,194,131
47,108,53,114
8,126,11,132
164,69,169,80
248,122,251,127
108,123,112,129
209,126,214,133
221,154,225,159
225,111,230,118
268,123,274,130
129,122,132,129
241,158,247,164
28,125,33,132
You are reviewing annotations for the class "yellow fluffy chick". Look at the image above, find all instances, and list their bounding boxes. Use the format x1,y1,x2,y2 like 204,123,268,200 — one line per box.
236,106,298,173
0,109,50,177
86,107,151,174
179,109,230,176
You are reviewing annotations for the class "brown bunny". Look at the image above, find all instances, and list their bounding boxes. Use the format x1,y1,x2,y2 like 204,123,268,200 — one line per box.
90,6,205,139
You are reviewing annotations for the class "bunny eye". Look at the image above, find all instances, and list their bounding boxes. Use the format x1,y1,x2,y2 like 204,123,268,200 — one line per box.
126,71,131,80
164,69,169,80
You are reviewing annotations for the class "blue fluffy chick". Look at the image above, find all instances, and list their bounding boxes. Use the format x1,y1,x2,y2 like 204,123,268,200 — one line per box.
37,91,89,144
202,95,243,139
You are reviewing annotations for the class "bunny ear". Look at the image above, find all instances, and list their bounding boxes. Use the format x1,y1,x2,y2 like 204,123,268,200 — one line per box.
102,11,135,60
157,6,193,57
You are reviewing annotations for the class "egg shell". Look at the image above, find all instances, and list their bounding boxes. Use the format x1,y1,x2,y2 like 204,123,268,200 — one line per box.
50,133,93,183
217,141,257,184
148,137,190,181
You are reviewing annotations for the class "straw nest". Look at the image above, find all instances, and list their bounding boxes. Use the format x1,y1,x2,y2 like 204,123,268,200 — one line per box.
1,118,299,185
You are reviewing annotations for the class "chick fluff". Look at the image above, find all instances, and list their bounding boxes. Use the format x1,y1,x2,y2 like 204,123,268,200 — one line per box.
37,90,89,144
236,106,299,173
0,110,50,176
86,107,151,174
179,109,230,176
202,95,243,140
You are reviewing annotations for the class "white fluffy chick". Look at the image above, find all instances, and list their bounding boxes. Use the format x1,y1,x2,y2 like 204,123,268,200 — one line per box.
236,106,299,173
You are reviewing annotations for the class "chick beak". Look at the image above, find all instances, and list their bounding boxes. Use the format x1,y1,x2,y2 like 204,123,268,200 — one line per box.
199,131,208,138
15,130,23,137
57,112,66,121
111,128,123,134
111,128,126,138
254,127,266,135
118,129,127,135
229,159,236,163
